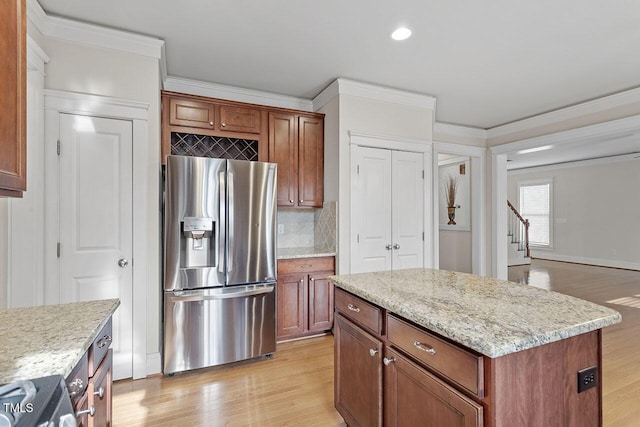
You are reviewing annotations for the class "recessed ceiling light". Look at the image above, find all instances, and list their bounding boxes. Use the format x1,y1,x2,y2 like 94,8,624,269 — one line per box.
391,27,412,41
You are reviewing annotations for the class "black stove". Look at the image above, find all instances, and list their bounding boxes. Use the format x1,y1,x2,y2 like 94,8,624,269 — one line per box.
0,375,76,427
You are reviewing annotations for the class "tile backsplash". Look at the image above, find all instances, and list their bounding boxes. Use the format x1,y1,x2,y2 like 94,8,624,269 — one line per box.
277,201,337,250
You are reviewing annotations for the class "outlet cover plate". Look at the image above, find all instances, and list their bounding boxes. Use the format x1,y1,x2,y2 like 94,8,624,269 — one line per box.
577,366,598,393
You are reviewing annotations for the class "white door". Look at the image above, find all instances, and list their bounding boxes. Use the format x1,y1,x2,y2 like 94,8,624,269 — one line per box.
392,151,424,269
351,146,424,273
58,113,133,380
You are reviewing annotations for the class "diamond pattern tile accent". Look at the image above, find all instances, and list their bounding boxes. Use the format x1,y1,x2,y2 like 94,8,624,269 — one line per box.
171,133,259,160
314,201,337,251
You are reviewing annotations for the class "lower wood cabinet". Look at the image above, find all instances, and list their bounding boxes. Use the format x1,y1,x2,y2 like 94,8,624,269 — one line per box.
276,256,335,340
384,347,482,427
334,313,383,427
67,318,113,426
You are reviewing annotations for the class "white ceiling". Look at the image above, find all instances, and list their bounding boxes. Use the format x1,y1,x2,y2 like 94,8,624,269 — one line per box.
36,0,640,130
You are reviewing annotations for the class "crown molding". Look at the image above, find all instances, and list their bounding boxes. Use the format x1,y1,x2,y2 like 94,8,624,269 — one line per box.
490,114,640,155
434,122,487,140
508,152,639,175
487,86,640,139
44,89,149,120
27,0,163,59
313,78,437,111
163,76,314,111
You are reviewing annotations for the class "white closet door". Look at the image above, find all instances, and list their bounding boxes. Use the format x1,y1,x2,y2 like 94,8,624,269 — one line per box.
58,113,133,380
351,146,392,273
392,151,424,270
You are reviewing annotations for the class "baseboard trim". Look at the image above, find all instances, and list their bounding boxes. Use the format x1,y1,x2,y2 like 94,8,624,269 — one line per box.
146,352,162,376
531,253,640,272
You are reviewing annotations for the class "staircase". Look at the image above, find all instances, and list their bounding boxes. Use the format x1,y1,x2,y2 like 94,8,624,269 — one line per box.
507,200,531,266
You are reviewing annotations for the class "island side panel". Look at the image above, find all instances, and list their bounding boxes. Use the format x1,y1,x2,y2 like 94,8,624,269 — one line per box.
486,330,601,427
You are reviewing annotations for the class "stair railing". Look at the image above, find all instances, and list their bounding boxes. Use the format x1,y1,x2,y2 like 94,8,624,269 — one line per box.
507,200,530,258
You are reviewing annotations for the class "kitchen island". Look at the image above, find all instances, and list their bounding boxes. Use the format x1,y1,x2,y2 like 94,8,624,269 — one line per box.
329,268,621,427
0,299,119,426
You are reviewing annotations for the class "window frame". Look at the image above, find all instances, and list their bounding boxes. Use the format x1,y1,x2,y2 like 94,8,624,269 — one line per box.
516,177,553,249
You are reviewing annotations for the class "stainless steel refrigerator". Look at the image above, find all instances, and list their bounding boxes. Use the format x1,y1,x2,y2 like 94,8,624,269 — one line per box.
163,155,277,375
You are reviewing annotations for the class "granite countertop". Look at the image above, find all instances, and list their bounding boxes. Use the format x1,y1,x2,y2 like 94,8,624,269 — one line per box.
0,299,120,384
277,247,336,259
329,268,621,358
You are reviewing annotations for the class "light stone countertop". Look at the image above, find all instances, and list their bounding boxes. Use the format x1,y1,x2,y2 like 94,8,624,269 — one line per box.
0,299,120,384
329,268,621,358
277,247,336,259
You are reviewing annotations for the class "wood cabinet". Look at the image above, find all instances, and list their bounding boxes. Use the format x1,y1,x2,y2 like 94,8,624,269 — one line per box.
161,91,268,163
276,256,334,340
67,318,114,426
0,0,27,197
334,313,383,427
334,288,602,427
384,347,482,427
269,112,324,208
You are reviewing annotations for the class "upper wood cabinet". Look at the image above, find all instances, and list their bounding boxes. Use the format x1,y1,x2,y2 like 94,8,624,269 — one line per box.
268,112,324,208
168,98,216,130
0,0,26,197
218,104,261,133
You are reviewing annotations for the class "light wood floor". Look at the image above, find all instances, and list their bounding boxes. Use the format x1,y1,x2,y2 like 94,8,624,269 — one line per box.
113,260,640,426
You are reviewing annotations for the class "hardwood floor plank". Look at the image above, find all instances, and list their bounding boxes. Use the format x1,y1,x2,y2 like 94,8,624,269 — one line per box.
114,260,639,425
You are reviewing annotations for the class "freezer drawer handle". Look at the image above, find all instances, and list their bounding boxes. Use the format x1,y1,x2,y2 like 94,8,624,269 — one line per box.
170,287,274,302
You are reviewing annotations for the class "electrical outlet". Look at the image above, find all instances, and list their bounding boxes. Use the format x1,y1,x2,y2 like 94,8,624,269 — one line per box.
577,366,598,393
278,224,284,235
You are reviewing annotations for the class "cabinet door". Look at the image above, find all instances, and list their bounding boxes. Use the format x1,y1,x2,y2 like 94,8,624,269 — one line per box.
335,314,383,427
276,273,306,339
219,104,261,133
168,98,216,129
0,0,26,196
88,349,112,427
268,112,297,206
384,347,482,427
297,116,323,207
308,271,334,332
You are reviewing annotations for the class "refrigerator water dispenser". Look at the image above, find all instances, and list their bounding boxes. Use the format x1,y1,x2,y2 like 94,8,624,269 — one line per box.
181,217,214,268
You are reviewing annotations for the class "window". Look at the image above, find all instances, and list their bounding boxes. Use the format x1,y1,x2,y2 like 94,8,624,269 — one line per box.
519,179,552,247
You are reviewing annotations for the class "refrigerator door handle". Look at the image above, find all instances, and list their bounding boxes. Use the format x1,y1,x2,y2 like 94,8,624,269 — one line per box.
218,170,226,274
168,285,274,302
227,170,235,274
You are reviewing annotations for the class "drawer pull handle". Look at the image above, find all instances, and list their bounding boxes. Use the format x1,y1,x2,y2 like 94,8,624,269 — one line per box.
347,303,360,313
369,348,378,357
98,334,112,348
68,378,85,398
413,341,436,355
77,405,96,418
94,387,105,399
383,357,396,366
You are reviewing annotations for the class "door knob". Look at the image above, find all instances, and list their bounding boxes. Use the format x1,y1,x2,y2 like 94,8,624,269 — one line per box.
393,244,400,250
385,244,393,250
118,258,129,268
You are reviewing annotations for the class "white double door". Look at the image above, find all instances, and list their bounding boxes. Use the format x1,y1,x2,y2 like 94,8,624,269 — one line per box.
351,146,424,273
57,113,133,380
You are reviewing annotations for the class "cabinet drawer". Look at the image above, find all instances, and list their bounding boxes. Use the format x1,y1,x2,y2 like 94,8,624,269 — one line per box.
66,351,88,408
277,256,335,275
335,288,383,336
387,315,483,397
89,318,113,376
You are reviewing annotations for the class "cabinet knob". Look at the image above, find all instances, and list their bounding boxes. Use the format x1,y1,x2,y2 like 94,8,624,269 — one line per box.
289,199,294,204
93,387,105,399
299,199,303,203
209,121,214,126
221,123,226,127
76,405,96,418
369,348,378,357
383,357,396,366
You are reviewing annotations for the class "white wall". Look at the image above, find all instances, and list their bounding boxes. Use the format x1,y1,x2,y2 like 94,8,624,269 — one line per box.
439,230,472,273
508,158,640,270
